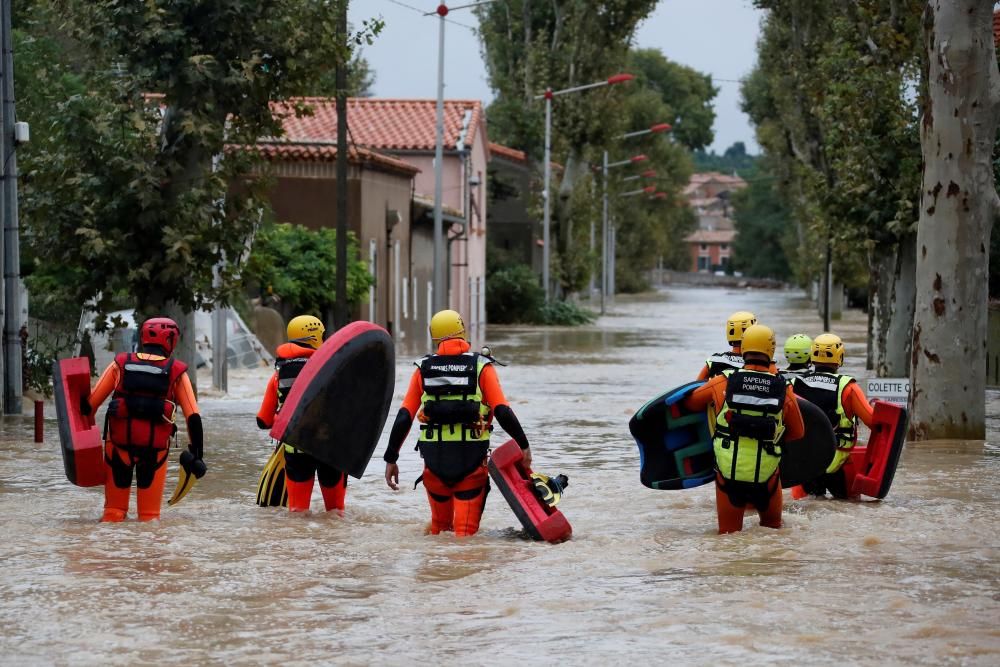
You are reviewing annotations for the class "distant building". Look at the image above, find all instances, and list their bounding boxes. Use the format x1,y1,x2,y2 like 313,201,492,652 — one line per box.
258,97,490,346
682,172,747,272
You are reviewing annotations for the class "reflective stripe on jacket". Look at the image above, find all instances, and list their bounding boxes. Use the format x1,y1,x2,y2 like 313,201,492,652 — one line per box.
418,352,492,444
705,350,744,378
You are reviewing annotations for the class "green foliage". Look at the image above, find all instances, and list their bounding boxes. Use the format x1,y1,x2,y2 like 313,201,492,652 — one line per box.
242,224,372,316
693,142,758,177
744,0,923,291
486,264,545,324
475,1,659,158
536,300,596,326
731,164,794,281
17,0,382,326
627,49,717,151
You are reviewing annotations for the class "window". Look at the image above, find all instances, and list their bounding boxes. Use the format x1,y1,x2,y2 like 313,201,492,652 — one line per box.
721,244,728,251
700,244,707,251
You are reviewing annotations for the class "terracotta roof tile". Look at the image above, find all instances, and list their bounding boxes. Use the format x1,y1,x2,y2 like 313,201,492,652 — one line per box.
690,171,748,186
489,142,527,163
274,98,485,153
684,229,737,244
248,141,420,175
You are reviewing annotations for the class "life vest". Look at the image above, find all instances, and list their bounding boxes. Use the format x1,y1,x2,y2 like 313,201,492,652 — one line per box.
274,344,314,406
713,369,787,483
705,350,744,378
792,371,858,451
274,343,314,454
780,366,811,381
106,352,187,449
417,352,492,482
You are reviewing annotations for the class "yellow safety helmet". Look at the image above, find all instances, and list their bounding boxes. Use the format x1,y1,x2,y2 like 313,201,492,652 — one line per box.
784,334,813,365
727,311,757,345
811,333,845,367
429,309,466,342
741,324,776,361
287,315,325,349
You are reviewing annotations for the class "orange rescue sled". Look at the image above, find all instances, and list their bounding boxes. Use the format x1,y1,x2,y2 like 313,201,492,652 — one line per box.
53,357,105,487
841,400,907,499
488,439,572,543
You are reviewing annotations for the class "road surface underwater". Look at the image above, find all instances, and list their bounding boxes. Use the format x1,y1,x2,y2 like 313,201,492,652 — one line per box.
1,286,997,665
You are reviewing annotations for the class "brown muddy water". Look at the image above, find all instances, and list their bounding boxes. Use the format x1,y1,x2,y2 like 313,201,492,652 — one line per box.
0,286,997,666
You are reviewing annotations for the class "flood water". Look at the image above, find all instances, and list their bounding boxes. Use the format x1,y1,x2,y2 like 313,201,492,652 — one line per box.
1,286,998,665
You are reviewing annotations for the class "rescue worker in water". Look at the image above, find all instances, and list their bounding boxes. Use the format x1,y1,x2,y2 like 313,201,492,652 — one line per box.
82,317,203,522
697,311,757,380
790,333,874,499
256,315,348,514
684,324,805,533
382,309,532,536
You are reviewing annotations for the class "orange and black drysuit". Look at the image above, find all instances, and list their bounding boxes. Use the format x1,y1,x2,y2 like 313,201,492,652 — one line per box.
257,342,347,513
791,366,874,498
383,338,530,536
85,350,201,522
684,362,805,534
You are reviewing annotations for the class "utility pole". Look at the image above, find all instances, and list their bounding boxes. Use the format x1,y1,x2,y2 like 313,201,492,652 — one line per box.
334,0,349,329
432,3,448,313
1,0,21,414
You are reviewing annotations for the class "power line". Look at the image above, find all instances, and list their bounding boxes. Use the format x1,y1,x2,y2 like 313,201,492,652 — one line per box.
382,0,478,31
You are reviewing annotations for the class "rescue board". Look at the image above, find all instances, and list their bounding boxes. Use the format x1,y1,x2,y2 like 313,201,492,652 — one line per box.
779,398,838,488
841,400,907,499
630,383,836,490
488,439,572,543
629,381,715,490
270,321,394,479
52,357,105,487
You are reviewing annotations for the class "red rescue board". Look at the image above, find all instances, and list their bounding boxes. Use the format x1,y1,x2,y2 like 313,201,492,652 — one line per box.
842,400,907,499
53,357,105,487
487,439,572,543
270,321,395,479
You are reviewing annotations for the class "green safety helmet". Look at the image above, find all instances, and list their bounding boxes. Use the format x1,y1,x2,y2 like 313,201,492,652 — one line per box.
784,334,813,365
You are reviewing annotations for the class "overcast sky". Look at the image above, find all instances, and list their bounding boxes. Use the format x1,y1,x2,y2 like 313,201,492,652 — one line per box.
349,1,763,154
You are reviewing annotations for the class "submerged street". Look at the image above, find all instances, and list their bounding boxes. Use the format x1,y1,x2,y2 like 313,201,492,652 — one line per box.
1,285,998,665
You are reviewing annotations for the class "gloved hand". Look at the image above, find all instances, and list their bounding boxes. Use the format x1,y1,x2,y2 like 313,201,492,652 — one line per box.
187,414,204,461
256,416,270,430
179,449,207,479
79,395,92,417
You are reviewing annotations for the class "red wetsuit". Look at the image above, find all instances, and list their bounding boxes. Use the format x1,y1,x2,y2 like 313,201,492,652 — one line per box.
87,353,200,522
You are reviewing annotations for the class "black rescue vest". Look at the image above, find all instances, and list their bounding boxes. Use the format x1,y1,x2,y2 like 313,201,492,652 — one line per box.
417,352,492,484
714,370,787,483
706,351,744,378
275,356,309,406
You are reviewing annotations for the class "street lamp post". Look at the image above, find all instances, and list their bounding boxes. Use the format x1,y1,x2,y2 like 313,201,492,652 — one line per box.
600,153,647,314
428,1,491,313
535,73,633,302
431,3,449,313
599,122,671,313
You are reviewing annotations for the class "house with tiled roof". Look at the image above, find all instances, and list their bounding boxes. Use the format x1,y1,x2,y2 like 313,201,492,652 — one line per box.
260,97,491,346
682,171,746,272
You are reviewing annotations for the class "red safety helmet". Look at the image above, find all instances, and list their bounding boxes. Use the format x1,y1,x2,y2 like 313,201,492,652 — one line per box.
140,317,180,355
